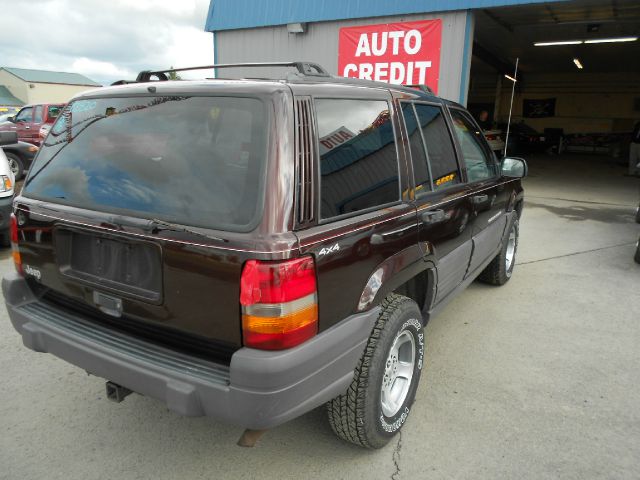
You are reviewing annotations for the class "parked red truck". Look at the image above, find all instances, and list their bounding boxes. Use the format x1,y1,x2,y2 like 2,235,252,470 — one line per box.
0,103,64,146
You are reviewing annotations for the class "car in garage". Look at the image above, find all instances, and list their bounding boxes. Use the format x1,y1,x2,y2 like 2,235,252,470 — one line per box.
499,122,550,155
483,128,506,156
3,62,527,448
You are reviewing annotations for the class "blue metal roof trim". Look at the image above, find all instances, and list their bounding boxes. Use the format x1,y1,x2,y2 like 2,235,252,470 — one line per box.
205,0,564,31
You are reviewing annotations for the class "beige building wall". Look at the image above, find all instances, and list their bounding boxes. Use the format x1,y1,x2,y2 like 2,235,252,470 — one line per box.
0,70,102,105
0,70,28,104
25,83,101,104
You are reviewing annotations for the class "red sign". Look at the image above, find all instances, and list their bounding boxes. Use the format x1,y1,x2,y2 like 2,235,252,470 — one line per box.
338,19,442,93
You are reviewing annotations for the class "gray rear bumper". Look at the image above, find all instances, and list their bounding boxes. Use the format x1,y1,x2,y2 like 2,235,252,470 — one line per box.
3,273,379,430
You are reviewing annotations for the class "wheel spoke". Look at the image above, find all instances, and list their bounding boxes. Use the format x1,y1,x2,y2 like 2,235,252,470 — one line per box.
396,361,413,380
380,328,417,418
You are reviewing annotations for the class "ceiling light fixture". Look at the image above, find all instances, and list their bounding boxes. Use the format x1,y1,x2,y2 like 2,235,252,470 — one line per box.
584,36,638,44
573,58,583,69
504,74,517,82
534,37,638,47
534,40,583,46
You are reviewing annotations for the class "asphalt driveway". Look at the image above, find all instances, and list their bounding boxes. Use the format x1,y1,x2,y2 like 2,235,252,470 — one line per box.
0,154,638,480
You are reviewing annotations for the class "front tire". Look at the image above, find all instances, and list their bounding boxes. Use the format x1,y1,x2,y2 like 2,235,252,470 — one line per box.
327,294,424,449
478,216,519,285
5,152,24,179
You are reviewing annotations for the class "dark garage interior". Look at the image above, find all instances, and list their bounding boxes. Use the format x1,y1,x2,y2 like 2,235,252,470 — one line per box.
468,0,640,169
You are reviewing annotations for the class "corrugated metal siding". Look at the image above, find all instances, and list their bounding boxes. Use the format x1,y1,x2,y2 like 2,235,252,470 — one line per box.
215,11,471,103
205,0,567,31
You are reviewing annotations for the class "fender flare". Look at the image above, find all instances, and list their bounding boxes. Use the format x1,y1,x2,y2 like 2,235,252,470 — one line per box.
356,244,435,313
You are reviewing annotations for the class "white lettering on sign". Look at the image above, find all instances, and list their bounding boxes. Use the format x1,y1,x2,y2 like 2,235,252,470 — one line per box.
355,30,423,57
342,61,432,85
339,20,442,91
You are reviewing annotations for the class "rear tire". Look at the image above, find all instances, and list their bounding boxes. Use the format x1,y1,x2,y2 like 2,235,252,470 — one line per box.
478,216,519,286
5,152,24,180
327,294,424,449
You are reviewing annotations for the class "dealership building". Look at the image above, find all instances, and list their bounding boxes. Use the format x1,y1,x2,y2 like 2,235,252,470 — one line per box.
205,0,640,144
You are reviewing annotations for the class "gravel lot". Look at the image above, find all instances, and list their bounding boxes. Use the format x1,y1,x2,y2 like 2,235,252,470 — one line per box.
1,154,638,479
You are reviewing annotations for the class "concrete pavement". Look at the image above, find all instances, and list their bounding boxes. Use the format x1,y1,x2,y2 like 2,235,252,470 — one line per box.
0,154,638,479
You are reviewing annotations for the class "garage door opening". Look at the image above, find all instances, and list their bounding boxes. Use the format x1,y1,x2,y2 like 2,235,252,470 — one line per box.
467,0,640,177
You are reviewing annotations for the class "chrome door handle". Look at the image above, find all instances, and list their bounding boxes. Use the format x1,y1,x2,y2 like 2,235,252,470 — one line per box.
371,224,416,245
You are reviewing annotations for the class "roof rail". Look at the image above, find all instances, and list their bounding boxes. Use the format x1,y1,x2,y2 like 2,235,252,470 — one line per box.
132,62,330,83
405,84,435,95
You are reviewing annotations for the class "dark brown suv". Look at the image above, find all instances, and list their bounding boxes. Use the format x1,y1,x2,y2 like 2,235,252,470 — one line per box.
3,62,526,449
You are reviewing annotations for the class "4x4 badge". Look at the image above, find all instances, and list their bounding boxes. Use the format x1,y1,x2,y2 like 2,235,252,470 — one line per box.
318,243,340,256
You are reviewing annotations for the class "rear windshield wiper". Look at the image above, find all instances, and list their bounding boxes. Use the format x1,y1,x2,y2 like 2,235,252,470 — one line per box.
149,218,227,243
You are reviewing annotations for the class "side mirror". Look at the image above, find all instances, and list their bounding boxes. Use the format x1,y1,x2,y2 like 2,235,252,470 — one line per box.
501,157,528,178
7,116,15,123
0,131,18,146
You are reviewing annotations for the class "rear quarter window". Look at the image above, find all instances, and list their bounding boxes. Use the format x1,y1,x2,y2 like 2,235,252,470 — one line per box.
315,98,400,219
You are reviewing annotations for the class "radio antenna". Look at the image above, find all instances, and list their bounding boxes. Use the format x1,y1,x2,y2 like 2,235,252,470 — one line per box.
503,57,519,158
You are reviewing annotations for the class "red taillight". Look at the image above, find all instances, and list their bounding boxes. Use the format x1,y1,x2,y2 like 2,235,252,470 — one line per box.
10,213,22,275
240,256,318,350
485,134,496,140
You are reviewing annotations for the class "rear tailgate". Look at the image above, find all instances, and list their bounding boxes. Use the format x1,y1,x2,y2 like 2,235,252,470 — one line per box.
15,92,278,359
16,203,251,353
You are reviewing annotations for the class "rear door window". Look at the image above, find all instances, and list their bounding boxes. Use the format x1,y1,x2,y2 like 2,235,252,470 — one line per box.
402,102,460,193
23,96,268,232
33,105,43,123
315,98,400,219
449,108,498,183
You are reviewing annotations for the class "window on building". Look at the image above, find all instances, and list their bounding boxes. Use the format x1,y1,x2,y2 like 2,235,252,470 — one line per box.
315,98,400,218
449,108,497,183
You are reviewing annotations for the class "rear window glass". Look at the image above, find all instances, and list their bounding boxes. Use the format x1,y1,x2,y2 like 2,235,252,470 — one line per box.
315,99,400,219
23,96,267,231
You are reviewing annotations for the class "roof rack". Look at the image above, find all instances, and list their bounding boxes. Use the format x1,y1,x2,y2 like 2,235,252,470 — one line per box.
130,62,330,83
405,84,435,95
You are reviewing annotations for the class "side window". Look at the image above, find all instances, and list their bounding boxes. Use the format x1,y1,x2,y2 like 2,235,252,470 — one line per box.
414,104,460,191
449,109,497,183
315,99,400,219
33,105,43,123
401,102,432,195
15,107,33,123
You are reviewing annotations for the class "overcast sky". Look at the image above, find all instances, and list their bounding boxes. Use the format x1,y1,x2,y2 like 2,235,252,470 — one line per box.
0,0,214,85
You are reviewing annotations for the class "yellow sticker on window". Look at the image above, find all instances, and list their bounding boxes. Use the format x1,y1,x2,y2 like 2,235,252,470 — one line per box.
435,173,456,186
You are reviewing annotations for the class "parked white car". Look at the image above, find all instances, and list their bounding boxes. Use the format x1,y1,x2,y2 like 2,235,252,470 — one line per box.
0,133,17,246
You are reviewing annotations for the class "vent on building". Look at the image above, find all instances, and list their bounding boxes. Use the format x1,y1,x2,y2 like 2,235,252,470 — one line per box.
294,96,316,226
